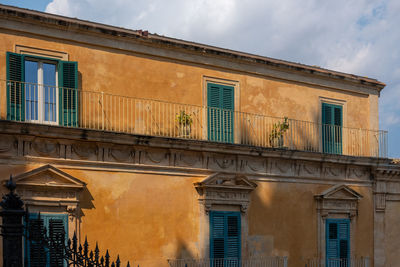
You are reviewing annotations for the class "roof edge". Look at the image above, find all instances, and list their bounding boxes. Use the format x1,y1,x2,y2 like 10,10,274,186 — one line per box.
0,4,386,91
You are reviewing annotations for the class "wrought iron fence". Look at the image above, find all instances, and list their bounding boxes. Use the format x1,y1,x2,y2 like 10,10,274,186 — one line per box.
305,257,370,267
2,79,388,158
24,213,133,267
167,257,288,267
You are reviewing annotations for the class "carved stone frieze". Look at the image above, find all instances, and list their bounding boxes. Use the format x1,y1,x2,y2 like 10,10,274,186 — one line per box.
315,184,362,218
299,162,321,177
31,138,60,157
71,142,98,161
270,159,293,176
109,146,134,163
0,124,390,185
208,155,236,172
173,151,203,168
141,149,170,165
240,157,266,174
322,164,346,179
0,134,17,156
194,173,257,213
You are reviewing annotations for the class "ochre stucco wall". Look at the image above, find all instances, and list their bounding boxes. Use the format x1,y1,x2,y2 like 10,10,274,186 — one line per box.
383,201,400,265
248,182,374,267
0,30,378,131
0,163,376,267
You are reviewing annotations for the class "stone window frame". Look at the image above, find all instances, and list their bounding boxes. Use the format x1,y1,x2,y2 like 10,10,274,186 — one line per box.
194,172,257,259
314,184,362,261
12,164,86,240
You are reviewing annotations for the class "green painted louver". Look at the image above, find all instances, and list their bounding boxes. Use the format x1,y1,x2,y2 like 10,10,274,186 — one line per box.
210,211,241,265
58,61,78,127
26,213,68,267
207,83,234,143
326,219,349,266
6,52,25,121
322,103,342,154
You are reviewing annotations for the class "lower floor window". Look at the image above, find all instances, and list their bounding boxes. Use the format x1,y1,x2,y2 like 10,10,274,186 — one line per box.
26,213,68,267
326,219,350,267
210,211,241,264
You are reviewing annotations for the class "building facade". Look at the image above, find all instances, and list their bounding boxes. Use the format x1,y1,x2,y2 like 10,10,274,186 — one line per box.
0,4,399,267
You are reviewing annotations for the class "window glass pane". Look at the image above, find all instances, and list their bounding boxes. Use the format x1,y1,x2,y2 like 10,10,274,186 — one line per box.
43,63,57,122
25,60,38,121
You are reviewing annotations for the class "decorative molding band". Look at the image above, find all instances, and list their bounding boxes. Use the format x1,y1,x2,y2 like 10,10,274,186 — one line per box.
0,122,398,188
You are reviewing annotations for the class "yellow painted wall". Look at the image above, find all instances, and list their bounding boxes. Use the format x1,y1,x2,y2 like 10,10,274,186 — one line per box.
0,163,376,267
248,183,374,266
0,30,377,131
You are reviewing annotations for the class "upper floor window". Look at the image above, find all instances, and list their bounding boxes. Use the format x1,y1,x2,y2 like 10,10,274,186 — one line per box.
207,83,234,143
6,52,78,126
322,103,343,154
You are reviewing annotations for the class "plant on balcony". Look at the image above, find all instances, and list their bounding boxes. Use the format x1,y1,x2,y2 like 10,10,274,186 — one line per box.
175,110,193,137
269,117,289,148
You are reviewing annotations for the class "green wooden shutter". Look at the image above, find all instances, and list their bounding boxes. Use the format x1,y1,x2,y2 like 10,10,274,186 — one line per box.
59,61,78,127
208,84,221,141
210,212,225,260
326,219,349,267
210,211,241,265
226,213,241,261
26,213,47,267
322,103,342,154
6,52,25,121
207,83,234,143
46,214,68,267
222,86,234,143
26,213,68,267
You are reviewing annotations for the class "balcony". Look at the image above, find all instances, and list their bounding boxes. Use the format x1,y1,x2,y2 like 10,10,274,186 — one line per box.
305,257,370,267
167,257,288,267
3,80,388,158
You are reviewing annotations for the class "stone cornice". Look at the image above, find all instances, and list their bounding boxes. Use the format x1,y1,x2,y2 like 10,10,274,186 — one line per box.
0,121,395,188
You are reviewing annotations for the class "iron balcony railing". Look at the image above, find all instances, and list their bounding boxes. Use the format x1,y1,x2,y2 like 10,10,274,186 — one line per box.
168,257,288,267
305,257,370,267
3,80,388,158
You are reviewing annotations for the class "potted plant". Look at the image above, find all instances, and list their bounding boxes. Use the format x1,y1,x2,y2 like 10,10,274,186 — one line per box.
175,110,193,137
269,117,289,148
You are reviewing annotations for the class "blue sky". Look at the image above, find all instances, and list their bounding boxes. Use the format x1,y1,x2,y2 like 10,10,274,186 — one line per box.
2,0,400,158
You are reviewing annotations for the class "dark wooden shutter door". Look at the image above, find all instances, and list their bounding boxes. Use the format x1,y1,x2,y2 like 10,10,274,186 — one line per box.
207,83,234,143
210,211,241,266
59,61,78,127
322,103,342,154
222,86,234,143
49,219,66,267
333,106,343,154
208,84,221,141
211,212,225,259
226,214,240,266
27,214,47,267
6,52,25,121
326,219,349,267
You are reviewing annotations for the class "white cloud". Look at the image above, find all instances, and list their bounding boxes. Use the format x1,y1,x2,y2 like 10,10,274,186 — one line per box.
45,0,400,156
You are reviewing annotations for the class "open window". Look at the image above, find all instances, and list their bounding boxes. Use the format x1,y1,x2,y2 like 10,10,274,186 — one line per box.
6,52,78,126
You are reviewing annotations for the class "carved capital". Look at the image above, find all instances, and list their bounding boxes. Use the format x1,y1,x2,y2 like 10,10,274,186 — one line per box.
374,193,386,212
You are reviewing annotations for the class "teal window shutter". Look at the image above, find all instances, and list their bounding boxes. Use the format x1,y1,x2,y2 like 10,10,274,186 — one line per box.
26,213,68,267
6,52,25,121
210,211,241,264
207,83,234,143
322,103,342,154
58,61,78,127
326,219,349,266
